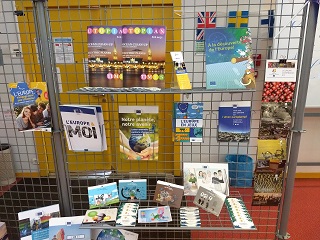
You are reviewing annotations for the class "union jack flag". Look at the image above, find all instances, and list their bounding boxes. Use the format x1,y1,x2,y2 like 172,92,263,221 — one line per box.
196,29,205,40
197,11,217,29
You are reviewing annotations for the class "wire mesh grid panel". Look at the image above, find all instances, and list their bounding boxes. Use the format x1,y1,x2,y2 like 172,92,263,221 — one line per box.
0,0,308,239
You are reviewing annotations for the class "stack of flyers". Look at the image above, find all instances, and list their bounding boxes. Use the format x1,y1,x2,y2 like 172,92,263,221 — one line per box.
138,206,172,223
179,207,201,227
82,208,118,224
116,203,139,227
225,198,256,230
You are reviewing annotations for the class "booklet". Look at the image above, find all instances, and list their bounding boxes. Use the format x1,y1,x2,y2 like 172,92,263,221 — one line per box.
49,216,90,240
153,180,184,208
88,182,119,209
82,208,118,224
138,206,172,223
18,204,60,240
118,179,147,200
92,229,139,240
193,186,226,217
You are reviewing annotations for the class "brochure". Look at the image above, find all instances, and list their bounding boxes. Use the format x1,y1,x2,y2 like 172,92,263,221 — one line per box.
118,179,147,200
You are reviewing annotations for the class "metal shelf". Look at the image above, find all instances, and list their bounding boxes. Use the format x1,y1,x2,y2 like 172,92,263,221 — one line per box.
67,87,256,95
79,190,258,232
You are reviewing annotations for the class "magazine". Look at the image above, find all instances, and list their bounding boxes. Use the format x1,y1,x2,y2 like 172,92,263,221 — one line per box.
88,182,119,209
119,106,159,161
183,163,229,196
18,204,60,240
218,101,251,142
87,26,123,87
172,102,203,142
8,82,51,132
122,25,166,88
59,105,104,151
205,28,255,90
49,216,90,240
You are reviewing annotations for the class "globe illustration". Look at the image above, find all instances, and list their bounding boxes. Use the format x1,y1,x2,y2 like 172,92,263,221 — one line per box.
129,134,151,153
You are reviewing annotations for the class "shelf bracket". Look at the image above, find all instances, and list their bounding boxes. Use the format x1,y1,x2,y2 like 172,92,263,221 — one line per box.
291,129,307,133
276,232,291,239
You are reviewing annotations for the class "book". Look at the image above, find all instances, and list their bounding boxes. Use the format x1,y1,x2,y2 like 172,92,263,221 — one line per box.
49,216,91,240
153,180,184,208
138,206,172,223
205,28,255,90
18,204,60,240
218,101,251,142
225,198,256,229
88,182,119,208
8,82,51,132
59,105,104,152
92,229,139,240
262,60,297,102
172,102,203,142
118,179,147,200
258,102,292,140
82,208,118,224
119,106,159,161
87,26,123,87
116,203,139,227
252,170,284,206
183,162,229,196
193,186,226,217
122,25,166,88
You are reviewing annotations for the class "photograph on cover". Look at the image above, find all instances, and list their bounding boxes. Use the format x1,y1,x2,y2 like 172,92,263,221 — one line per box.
183,163,229,196
258,102,292,140
8,82,51,132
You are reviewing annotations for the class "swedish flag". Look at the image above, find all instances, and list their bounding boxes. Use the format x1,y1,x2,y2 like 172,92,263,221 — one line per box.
228,11,249,28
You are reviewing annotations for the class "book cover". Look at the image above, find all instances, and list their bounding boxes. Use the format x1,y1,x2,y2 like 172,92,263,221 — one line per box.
153,180,184,208
8,82,51,132
87,26,123,87
49,216,90,240
92,229,139,240
138,206,172,223
183,163,229,196
258,102,292,140
262,60,297,102
18,204,60,240
205,28,255,89
218,101,251,142
122,25,166,88
193,186,226,217
119,106,159,161
225,198,256,229
118,179,147,200
172,102,203,142
82,208,118,224
116,203,139,227
59,105,103,152
88,182,119,208
257,139,287,170
252,170,284,206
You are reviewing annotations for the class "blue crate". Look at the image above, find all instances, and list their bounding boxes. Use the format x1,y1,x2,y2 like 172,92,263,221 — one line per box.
225,154,253,187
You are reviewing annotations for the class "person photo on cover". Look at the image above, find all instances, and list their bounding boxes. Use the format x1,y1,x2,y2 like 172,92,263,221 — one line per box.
43,102,51,120
16,106,36,131
29,104,44,127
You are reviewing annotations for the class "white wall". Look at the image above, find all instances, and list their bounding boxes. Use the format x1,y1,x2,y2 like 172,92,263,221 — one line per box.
0,1,38,173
